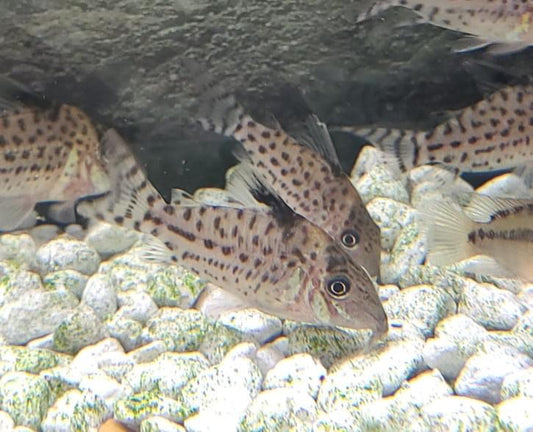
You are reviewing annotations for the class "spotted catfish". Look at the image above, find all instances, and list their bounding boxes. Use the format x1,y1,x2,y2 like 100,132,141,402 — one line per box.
338,84,533,173
0,83,109,230
422,193,533,281
357,0,533,54
195,85,382,279
78,129,388,336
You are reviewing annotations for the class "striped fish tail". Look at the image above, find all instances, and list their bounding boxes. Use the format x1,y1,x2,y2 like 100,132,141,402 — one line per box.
337,126,418,172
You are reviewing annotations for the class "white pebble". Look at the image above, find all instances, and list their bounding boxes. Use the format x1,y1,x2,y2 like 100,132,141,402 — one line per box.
81,274,117,319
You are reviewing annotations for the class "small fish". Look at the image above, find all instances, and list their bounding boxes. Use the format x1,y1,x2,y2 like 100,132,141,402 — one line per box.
421,193,533,281
358,0,533,54
78,129,388,336
195,83,382,279
338,84,533,174
0,83,109,231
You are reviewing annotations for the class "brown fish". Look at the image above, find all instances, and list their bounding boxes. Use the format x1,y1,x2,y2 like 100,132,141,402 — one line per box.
195,85,382,279
78,129,388,336
358,0,533,54
338,84,533,173
422,193,533,281
0,92,109,231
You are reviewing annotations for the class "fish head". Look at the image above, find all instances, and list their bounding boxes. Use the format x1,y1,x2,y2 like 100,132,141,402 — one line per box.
306,242,388,338
327,188,382,280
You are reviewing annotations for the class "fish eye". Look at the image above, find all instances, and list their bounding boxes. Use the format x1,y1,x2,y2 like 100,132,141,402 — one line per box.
341,229,359,248
326,276,351,298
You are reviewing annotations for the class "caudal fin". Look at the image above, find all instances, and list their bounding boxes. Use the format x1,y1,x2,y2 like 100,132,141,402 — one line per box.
336,126,418,172
419,199,476,266
76,129,165,229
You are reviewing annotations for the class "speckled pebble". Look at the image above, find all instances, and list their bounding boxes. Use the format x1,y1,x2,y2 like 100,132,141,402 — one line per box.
0,289,79,344
43,270,89,299
107,316,144,351
53,305,108,354
0,411,15,430
0,269,43,306
312,409,359,432
239,388,318,432
116,290,158,324
0,346,65,374
41,389,108,432
140,415,186,432
384,285,456,337
145,266,205,309
420,396,497,432
217,308,282,345
500,368,533,399
358,398,429,431
124,352,209,399
497,397,533,432
69,338,129,377
126,341,168,364
354,164,409,204
366,197,416,249
263,353,326,399
458,281,526,330
393,369,453,409
0,233,37,268
79,373,131,410
0,371,52,429
81,273,117,319
36,238,100,275
454,343,533,403
85,222,139,258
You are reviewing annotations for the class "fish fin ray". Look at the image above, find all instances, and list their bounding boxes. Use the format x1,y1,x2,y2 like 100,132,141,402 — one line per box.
0,196,37,231
464,193,529,223
137,235,174,264
455,255,519,280
452,37,492,53
77,129,165,228
225,163,269,209
419,199,476,266
484,42,530,56
170,188,197,206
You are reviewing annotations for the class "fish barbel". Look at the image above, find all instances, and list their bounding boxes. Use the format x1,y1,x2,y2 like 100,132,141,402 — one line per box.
195,82,382,279
77,129,388,336
358,0,533,54
422,193,533,281
0,87,110,230
338,84,533,173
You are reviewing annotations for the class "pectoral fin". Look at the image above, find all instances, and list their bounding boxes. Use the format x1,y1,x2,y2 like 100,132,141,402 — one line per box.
0,196,37,231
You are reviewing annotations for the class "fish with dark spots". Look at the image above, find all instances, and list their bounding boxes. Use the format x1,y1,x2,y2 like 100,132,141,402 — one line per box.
195,81,382,279
422,193,533,281
357,0,533,54
0,82,110,231
77,130,388,337
337,85,533,174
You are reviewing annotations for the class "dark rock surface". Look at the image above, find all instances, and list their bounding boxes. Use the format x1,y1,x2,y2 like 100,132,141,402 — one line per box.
1,0,532,194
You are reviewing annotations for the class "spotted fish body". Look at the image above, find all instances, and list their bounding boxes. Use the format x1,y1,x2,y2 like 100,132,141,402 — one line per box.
423,193,533,281
339,84,533,173
358,0,533,54
197,91,382,280
0,103,110,230
78,129,388,336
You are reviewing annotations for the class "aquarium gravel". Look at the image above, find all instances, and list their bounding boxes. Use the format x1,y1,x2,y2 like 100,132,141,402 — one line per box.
0,147,532,431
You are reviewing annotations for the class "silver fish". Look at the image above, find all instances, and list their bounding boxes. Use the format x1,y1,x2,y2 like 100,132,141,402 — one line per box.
358,0,533,54
0,98,110,231
338,84,533,173
78,129,388,336
422,193,533,281
196,85,382,279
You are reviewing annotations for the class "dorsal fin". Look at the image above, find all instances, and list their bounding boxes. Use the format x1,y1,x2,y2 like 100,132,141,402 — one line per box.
464,193,531,223
170,188,198,206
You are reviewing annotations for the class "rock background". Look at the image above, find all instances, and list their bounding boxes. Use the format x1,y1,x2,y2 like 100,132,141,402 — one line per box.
1,0,532,195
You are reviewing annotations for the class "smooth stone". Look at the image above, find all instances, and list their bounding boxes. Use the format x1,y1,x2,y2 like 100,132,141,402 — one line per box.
393,369,453,409
312,409,360,432
43,270,89,299
0,371,52,429
420,396,497,432
140,416,186,432
199,322,255,364
0,270,43,306
53,305,108,354
255,338,287,375
41,389,108,432
458,281,526,330
36,238,100,275
69,338,130,378
500,368,533,399
0,289,78,344
28,225,62,247
358,398,430,432
0,411,14,430
79,372,131,410
81,273,117,319
85,222,139,258
497,397,533,432
366,197,416,250
263,353,326,399
384,285,456,337
116,290,159,324
239,388,318,431
107,316,144,352
217,308,283,345
454,344,533,404
126,341,168,364
124,352,209,399
0,233,37,269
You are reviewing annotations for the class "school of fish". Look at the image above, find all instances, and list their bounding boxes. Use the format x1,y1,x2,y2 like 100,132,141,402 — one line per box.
77,129,388,336
358,0,533,54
